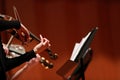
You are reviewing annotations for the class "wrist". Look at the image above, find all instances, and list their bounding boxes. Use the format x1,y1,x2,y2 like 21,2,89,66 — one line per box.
33,47,37,54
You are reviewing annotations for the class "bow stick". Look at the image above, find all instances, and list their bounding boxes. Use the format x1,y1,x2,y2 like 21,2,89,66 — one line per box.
13,6,58,59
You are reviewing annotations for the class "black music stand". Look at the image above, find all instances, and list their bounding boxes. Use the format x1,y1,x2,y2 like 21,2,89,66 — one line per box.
67,48,93,80
56,27,98,80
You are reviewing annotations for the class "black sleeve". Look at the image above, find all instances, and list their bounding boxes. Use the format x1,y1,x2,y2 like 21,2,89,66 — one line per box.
0,20,21,31
5,50,36,71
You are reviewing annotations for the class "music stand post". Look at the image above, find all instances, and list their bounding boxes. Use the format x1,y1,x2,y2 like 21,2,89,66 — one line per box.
80,58,85,80
68,48,93,80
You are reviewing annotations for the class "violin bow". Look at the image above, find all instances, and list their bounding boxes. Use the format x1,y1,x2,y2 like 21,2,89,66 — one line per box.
6,13,16,48
12,6,54,67
6,6,22,48
13,6,58,59
13,6,21,22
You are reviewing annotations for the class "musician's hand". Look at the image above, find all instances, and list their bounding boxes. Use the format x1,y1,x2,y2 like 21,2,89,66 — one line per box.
16,23,30,43
33,34,51,54
2,43,9,55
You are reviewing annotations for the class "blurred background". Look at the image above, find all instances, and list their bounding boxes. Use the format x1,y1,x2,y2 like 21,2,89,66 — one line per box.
0,0,120,80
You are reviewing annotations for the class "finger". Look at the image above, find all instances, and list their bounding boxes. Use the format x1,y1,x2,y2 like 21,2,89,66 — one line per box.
39,34,43,43
43,38,49,46
43,38,49,42
44,38,51,47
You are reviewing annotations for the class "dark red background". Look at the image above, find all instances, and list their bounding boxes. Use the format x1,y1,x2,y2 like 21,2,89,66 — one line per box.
0,0,120,80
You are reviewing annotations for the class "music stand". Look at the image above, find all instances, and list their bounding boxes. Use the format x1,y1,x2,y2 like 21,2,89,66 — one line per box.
68,48,93,80
56,27,98,80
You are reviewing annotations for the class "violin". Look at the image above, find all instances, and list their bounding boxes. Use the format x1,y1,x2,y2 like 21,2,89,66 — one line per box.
0,7,58,60
0,13,54,69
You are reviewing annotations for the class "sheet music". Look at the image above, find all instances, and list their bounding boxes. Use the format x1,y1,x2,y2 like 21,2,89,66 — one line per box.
70,32,91,61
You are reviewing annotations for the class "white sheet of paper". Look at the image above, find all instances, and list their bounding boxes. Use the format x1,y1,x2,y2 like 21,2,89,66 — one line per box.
70,32,91,61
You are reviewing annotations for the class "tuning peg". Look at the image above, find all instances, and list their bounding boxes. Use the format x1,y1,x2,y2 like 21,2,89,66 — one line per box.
40,57,53,69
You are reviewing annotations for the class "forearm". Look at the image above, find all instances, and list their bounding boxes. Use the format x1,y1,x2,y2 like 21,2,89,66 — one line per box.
0,20,21,31
5,50,36,71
